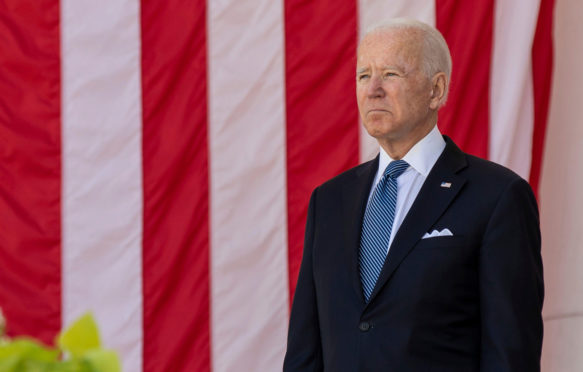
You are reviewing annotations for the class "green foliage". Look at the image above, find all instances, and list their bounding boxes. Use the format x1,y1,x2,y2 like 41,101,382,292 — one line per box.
57,313,101,359
0,311,121,372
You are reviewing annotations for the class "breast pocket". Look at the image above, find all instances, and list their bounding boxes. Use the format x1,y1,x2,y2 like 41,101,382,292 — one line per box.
416,235,472,249
404,234,479,284
398,235,480,313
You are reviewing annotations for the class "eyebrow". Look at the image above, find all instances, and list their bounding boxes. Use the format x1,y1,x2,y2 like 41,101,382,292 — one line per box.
356,65,406,74
383,65,404,71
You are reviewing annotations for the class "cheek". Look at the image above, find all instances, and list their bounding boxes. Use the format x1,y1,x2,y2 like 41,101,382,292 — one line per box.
356,90,368,114
384,89,404,114
408,91,431,113
398,86,425,109
356,86,366,103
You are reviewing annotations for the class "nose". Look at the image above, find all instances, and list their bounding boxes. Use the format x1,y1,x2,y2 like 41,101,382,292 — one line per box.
366,74,385,98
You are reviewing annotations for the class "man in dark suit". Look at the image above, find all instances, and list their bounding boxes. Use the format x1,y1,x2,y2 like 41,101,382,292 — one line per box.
283,19,543,371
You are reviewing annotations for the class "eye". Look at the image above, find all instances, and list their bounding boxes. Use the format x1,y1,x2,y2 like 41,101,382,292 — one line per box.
383,72,398,79
357,74,370,82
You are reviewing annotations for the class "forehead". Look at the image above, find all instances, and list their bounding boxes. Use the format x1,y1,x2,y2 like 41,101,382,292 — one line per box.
357,28,423,68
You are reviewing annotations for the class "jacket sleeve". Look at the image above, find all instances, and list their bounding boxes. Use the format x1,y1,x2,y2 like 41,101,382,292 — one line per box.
283,188,323,372
479,177,544,371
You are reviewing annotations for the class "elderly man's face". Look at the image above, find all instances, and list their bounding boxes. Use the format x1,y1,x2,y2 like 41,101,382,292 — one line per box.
356,29,434,148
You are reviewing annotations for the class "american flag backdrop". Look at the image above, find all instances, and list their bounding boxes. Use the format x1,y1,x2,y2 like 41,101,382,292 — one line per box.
0,0,556,371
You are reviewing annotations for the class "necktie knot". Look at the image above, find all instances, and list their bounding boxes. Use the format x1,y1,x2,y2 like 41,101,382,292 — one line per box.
383,160,409,179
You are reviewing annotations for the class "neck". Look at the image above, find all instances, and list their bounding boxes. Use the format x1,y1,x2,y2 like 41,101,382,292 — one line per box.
378,119,436,160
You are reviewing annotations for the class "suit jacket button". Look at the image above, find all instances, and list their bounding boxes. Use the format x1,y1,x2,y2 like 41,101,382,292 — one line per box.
359,321,370,332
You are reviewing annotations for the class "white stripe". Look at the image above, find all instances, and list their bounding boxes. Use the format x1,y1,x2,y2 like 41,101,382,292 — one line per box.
489,0,541,178
61,1,143,371
357,0,436,163
542,317,583,371
208,1,289,371
540,0,583,368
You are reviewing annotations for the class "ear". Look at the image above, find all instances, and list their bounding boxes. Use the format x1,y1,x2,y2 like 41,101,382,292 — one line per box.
429,72,447,110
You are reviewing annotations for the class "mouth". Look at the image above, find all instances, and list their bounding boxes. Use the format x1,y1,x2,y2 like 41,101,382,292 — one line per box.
367,109,389,114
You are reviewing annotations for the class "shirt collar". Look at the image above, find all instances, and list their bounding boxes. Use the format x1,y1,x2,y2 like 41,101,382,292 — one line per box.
378,125,446,178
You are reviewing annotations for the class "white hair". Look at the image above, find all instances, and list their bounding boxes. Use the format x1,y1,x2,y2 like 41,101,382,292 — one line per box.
362,18,452,102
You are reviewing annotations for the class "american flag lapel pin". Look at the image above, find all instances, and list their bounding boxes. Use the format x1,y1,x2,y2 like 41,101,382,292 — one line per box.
440,182,452,188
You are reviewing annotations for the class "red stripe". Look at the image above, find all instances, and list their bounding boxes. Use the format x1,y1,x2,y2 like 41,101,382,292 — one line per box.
436,0,494,159
284,0,360,302
141,1,210,371
529,0,555,197
0,0,61,345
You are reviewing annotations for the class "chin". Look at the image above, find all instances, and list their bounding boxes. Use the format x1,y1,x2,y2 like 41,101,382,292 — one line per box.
363,121,399,139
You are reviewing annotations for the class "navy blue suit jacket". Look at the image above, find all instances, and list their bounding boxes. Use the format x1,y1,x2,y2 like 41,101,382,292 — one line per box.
283,137,543,371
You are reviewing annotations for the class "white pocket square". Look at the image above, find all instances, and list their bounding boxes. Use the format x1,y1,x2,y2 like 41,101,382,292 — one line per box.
422,228,453,239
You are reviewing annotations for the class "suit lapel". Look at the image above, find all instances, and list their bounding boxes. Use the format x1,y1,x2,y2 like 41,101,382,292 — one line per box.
366,137,468,305
343,156,378,304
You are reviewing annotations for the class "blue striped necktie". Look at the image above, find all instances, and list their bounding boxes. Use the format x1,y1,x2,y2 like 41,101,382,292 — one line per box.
359,159,409,302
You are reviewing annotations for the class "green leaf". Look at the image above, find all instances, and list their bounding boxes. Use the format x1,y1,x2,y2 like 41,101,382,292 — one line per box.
53,359,93,372
84,349,121,372
0,338,59,372
57,313,101,358
0,312,122,372
0,355,19,372
0,338,59,361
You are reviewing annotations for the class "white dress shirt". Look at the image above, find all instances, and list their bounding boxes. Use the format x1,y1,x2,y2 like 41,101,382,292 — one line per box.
368,125,446,254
